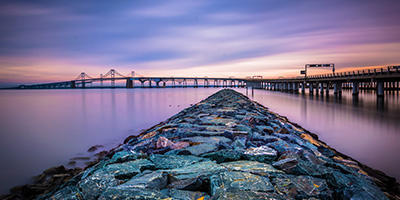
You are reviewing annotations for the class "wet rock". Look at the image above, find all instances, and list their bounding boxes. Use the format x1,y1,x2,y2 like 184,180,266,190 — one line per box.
156,136,174,149
78,173,119,200
201,149,243,163
180,136,232,144
184,142,219,156
162,189,210,200
171,141,190,150
95,159,154,180
166,161,226,181
272,158,299,173
255,125,274,134
87,144,104,152
232,137,247,150
118,171,168,190
149,154,206,169
45,186,83,200
273,174,332,199
98,188,169,200
211,190,284,200
243,145,277,163
210,171,275,195
221,160,283,177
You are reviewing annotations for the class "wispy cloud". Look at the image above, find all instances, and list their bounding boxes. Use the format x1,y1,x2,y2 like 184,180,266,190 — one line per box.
0,0,399,86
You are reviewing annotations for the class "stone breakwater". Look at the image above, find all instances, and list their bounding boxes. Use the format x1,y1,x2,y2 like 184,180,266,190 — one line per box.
33,89,399,199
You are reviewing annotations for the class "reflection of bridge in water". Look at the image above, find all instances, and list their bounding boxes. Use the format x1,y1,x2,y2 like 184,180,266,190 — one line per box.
16,66,400,97
17,69,247,89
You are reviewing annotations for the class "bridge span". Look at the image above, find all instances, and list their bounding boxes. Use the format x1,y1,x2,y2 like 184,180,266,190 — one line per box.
247,66,400,97
15,66,400,97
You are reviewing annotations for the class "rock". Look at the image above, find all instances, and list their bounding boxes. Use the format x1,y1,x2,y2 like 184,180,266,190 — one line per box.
10,184,47,200
272,158,299,173
156,136,174,149
149,154,206,169
118,171,168,190
171,141,190,150
78,173,119,200
184,142,219,156
162,189,210,200
273,174,332,199
110,151,146,163
87,144,104,152
98,188,169,200
45,186,84,200
232,137,247,150
211,190,285,200
210,171,275,195
221,160,283,177
201,149,242,163
243,145,277,163
166,161,226,181
180,136,232,144
95,159,155,180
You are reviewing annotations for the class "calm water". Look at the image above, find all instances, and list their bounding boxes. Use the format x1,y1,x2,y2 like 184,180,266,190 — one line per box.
0,88,399,195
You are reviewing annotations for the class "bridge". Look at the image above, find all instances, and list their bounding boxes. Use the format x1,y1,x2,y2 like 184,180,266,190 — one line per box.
14,66,400,97
16,69,247,89
247,66,400,97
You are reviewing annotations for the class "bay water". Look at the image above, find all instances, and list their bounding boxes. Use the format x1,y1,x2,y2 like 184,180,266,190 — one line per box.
0,88,399,195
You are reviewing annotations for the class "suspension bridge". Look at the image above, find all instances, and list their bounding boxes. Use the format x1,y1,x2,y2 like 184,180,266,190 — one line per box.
14,65,400,97
16,69,247,89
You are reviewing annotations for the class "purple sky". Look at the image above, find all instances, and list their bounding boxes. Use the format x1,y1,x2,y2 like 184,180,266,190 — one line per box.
1,0,400,86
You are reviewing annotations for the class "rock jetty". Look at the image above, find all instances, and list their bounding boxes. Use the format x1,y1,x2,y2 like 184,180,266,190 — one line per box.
16,89,400,199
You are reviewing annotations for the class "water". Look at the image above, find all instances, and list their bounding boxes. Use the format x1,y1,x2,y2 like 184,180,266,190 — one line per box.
0,88,399,195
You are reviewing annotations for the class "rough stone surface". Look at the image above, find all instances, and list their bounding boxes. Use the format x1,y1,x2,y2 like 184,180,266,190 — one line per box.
32,89,396,200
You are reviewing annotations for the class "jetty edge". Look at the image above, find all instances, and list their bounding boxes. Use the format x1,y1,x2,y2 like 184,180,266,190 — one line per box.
19,89,400,199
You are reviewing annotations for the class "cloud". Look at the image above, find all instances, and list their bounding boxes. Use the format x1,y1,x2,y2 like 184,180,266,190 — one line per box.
0,0,400,86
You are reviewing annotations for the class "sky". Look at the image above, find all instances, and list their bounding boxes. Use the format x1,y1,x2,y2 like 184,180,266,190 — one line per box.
0,0,400,86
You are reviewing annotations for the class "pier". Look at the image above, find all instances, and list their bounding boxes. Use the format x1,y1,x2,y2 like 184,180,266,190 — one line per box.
247,66,400,97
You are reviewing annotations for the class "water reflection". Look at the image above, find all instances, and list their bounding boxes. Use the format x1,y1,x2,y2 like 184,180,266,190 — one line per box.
251,89,400,183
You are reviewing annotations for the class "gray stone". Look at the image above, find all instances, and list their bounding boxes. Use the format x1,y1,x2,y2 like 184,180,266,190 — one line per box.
162,189,210,200
120,171,168,190
45,186,83,200
211,190,285,200
184,142,219,156
272,158,299,173
98,188,169,200
97,159,155,180
78,173,119,200
210,171,275,195
274,174,332,199
201,149,243,163
166,161,226,181
221,160,283,176
149,154,206,169
243,145,277,163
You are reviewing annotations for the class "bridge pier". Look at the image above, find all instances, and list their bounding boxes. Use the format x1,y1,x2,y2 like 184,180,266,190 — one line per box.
377,81,384,97
334,82,342,94
319,82,324,93
71,81,76,88
293,82,299,92
352,81,359,95
309,82,314,93
325,83,330,94
126,78,134,88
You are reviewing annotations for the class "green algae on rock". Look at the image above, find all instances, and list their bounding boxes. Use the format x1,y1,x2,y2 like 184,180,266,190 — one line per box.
37,89,399,200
